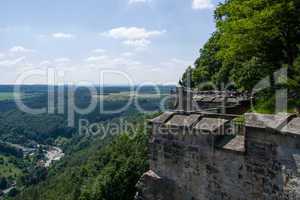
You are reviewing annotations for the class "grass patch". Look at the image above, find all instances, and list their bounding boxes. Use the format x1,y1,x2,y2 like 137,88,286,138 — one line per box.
233,115,245,124
0,155,23,179
0,92,38,102
0,93,16,101
252,91,300,114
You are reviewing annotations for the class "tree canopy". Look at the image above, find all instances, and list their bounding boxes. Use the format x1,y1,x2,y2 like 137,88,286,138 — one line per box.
182,0,300,92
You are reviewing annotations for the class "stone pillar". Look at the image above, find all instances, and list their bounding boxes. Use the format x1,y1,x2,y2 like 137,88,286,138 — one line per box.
176,87,193,112
222,91,227,114
186,88,193,112
177,87,184,111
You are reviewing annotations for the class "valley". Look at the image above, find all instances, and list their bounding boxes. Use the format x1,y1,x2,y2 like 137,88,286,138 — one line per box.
0,85,172,199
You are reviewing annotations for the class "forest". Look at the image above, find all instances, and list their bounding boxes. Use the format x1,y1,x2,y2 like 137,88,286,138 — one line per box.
1,0,300,199
0,85,170,199
180,0,300,113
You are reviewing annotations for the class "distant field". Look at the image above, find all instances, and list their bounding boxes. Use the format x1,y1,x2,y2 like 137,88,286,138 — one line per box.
0,93,16,101
0,92,38,101
94,92,168,101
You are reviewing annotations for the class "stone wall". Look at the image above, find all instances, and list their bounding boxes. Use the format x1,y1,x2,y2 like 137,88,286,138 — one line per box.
171,87,250,115
136,112,300,200
244,113,300,199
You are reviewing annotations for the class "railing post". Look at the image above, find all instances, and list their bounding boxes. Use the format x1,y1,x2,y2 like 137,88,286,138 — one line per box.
176,87,193,112
186,88,193,112
177,87,184,111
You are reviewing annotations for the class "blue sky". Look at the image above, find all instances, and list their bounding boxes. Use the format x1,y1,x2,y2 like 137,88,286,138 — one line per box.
0,0,221,85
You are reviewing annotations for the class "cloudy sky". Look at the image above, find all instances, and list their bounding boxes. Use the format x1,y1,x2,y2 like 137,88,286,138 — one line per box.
0,0,220,85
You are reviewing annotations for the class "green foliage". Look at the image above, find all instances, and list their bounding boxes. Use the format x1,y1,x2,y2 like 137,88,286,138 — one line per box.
0,142,23,158
252,92,276,114
287,55,300,93
0,177,8,189
215,0,300,89
7,188,19,197
0,93,15,101
179,66,194,88
0,155,23,180
14,115,150,200
193,32,223,87
252,90,300,114
0,87,166,146
20,167,48,186
230,57,270,91
0,86,168,199
184,0,300,92
81,132,148,200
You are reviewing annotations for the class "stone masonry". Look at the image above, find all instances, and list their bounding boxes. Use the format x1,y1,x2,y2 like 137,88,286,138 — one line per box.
170,87,250,115
135,111,300,200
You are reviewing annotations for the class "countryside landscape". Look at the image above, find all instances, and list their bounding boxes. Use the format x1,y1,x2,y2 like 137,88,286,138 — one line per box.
0,0,300,199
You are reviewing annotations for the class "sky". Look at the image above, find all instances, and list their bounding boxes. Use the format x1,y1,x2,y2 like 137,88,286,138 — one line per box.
0,0,221,85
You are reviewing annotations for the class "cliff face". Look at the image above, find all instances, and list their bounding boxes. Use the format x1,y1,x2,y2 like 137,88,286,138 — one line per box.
136,112,300,200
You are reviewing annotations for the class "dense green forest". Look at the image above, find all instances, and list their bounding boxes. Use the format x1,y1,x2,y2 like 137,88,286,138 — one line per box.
0,86,170,199
181,0,300,112
1,0,300,199
0,86,171,145
11,114,151,200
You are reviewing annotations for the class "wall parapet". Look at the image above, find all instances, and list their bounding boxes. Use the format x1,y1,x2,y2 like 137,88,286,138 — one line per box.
137,111,300,200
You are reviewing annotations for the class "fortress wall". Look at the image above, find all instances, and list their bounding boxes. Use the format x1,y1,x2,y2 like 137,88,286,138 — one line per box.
137,112,300,200
245,125,300,199
149,126,249,200
150,136,209,199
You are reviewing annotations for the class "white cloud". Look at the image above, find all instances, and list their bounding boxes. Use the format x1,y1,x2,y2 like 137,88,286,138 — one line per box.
0,27,14,32
112,57,140,66
192,0,214,10
123,39,151,48
9,46,35,53
85,55,108,62
121,52,134,57
102,27,165,49
84,54,141,70
160,58,192,69
0,57,26,67
128,0,149,4
102,27,165,41
92,49,106,54
38,34,47,39
39,60,51,67
55,58,71,63
0,26,31,33
0,53,4,59
150,68,161,72
52,33,75,39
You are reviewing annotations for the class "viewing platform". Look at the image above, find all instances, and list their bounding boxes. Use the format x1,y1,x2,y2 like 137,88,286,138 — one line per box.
170,87,251,115
136,84,300,200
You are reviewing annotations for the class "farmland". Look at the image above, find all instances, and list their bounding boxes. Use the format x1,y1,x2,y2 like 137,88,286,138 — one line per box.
0,93,15,101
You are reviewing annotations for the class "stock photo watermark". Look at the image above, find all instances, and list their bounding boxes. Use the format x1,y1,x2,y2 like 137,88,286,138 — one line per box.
10,66,289,138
